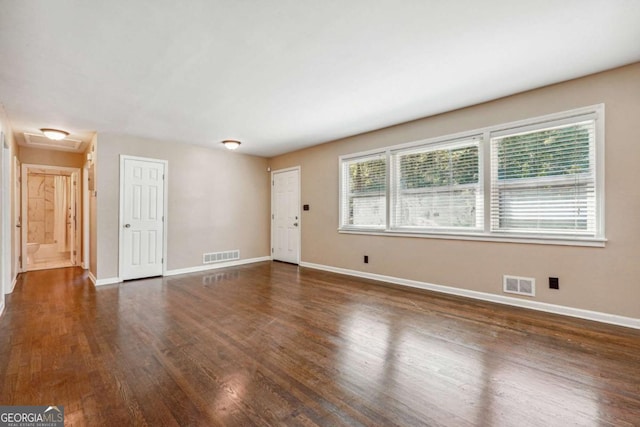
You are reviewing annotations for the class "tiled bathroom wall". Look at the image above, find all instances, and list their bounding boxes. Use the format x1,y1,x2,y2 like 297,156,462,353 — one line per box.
27,174,55,244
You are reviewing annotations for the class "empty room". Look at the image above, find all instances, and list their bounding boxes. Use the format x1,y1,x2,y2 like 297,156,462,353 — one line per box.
1,1,639,426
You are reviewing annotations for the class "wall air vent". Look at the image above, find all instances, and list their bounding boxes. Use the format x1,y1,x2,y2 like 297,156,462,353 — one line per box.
503,275,536,297
203,250,240,264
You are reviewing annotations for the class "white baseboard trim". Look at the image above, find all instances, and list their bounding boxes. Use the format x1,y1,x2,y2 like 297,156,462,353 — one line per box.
8,275,17,294
96,277,121,286
89,273,121,287
299,261,640,330
89,257,271,286
165,256,272,277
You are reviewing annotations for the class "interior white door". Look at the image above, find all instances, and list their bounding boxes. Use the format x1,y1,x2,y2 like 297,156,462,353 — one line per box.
120,157,165,280
272,168,300,264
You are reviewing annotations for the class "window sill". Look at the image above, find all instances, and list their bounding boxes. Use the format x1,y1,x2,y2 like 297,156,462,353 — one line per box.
337,228,606,247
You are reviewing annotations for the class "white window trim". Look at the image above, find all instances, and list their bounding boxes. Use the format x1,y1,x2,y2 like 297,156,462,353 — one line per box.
390,135,483,232
339,150,387,230
338,104,606,247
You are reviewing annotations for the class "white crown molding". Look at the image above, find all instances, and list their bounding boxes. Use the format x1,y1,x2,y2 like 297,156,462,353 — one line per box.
299,261,640,330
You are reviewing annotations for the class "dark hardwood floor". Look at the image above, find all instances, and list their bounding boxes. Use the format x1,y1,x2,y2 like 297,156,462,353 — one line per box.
1,262,639,426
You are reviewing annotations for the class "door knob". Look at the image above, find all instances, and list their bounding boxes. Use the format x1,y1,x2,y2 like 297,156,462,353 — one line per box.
124,224,131,228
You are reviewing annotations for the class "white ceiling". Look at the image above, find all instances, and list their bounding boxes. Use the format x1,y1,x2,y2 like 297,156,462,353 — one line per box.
1,0,639,158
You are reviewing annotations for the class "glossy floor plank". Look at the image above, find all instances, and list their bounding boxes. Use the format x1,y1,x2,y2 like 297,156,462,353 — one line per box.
1,263,639,426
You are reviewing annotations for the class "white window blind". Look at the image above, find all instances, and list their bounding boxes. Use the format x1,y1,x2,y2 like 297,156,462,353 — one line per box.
340,153,386,228
338,105,604,246
391,138,482,230
490,117,597,236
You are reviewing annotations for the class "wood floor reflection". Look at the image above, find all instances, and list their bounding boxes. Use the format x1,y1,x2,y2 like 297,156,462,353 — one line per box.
1,263,639,426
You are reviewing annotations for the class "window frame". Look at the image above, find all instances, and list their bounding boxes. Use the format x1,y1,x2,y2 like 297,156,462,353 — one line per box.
338,104,605,247
389,135,484,233
339,150,388,230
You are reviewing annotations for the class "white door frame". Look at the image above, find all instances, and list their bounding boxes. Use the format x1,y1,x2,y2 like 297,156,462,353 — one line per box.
13,156,21,276
1,137,11,294
270,166,301,264
118,155,168,280
82,161,90,269
69,170,79,265
82,161,91,270
21,163,83,271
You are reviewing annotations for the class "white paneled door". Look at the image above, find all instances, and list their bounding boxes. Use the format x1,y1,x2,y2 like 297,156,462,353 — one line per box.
120,156,166,280
272,168,300,264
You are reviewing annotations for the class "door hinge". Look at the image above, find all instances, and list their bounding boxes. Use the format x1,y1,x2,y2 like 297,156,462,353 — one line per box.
73,250,76,255
272,180,274,186
271,248,274,253
18,255,22,263
272,214,274,220
161,258,164,263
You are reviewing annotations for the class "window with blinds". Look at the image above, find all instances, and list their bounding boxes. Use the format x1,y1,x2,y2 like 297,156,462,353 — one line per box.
340,153,386,228
338,105,604,245
391,138,482,231
490,116,597,236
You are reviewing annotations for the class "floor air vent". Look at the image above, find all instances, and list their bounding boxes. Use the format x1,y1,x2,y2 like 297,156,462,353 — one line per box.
203,250,240,264
503,275,535,297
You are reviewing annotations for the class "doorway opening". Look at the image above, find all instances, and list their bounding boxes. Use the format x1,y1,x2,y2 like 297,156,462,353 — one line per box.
21,164,80,271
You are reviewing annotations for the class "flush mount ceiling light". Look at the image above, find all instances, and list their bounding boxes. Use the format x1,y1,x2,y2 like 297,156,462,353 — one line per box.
40,128,69,140
222,139,241,150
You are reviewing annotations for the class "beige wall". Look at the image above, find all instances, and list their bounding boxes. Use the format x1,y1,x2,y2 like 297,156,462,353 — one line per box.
19,146,84,168
96,134,270,279
269,63,640,319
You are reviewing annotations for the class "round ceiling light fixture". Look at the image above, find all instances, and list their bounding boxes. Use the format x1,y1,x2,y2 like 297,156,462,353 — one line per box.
40,128,69,140
221,139,241,150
